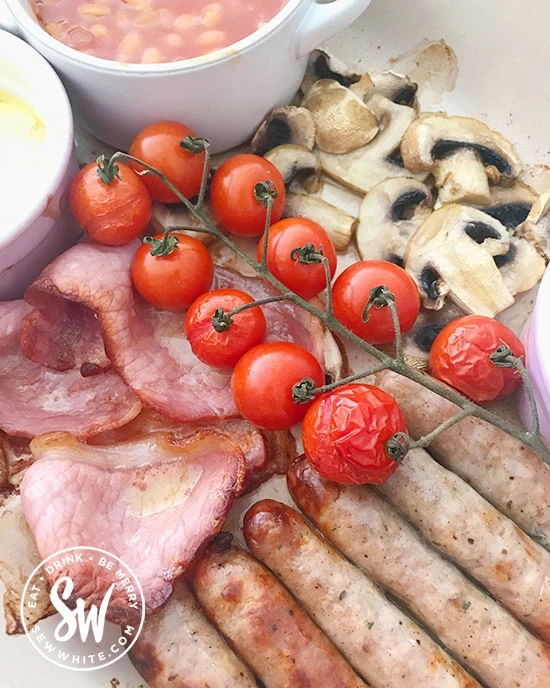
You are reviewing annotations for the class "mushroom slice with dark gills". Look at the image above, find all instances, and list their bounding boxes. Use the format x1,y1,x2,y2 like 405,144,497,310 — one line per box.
356,178,433,263
404,204,515,316
401,114,522,205
518,189,550,261
354,70,418,108
264,144,322,193
250,106,315,155
301,79,379,154
480,182,536,228
300,48,374,95
301,49,418,107
316,94,428,193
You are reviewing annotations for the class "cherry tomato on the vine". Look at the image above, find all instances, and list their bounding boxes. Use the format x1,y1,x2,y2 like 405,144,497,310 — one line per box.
185,289,266,369
210,154,285,237
257,218,337,299
302,383,408,485
231,342,324,430
333,261,420,345
429,315,525,403
131,233,213,310
129,121,207,203
70,160,152,246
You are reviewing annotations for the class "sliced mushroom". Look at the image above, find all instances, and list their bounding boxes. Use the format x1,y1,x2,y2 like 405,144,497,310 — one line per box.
151,203,217,244
352,70,418,108
250,106,315,155
264,145,322,193
480,182,536,228
496,236,545,296
301,79,379,154
300,49,373,96
290,176,363,218
404,204,514,316
316,94,427,193
356,178,433,264
401,114,522,205
517,189,550,261
283,193,357,251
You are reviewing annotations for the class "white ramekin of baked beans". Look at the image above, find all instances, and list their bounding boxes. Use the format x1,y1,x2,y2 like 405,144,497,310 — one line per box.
0,0,372,151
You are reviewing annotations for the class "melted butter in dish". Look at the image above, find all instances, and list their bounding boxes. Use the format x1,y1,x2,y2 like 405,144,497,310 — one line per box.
0,91,46,227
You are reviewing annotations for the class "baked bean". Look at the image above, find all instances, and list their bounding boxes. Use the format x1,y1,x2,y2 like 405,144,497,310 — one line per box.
33,0,288,63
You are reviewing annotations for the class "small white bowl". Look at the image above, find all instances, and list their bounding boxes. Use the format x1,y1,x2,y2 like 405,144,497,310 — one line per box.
0,30,78,300
0,0,371,152
520,266,550,445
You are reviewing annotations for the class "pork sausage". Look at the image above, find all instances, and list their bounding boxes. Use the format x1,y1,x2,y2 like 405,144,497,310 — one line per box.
244,499,480,688
375,370,550,550
288,457,550,688
193,540,368,688
376,446,550,642
130,578,257,687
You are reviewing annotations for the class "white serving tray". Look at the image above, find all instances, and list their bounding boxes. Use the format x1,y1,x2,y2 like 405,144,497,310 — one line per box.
3,0,550,684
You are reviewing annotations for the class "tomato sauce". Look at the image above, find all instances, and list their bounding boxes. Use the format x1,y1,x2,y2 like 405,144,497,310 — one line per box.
32,0,288,64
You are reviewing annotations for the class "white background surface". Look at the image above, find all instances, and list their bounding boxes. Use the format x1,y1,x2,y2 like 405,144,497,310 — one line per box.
3,0,550,685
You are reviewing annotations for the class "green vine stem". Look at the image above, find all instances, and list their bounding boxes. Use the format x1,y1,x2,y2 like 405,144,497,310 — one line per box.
211,295,288,332
105,151,550,465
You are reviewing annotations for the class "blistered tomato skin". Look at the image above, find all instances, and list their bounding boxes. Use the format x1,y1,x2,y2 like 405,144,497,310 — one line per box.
185,289,267,369
302,383,408,485
70,162,152,246
231,342,324,430
429,315,525,403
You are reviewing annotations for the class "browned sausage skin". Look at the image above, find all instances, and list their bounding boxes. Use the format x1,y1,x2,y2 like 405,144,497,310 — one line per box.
375,446,550,642
192,538,368,688
244,499,480,688
288,457,550,688
130,578,256,688
375,370,550,550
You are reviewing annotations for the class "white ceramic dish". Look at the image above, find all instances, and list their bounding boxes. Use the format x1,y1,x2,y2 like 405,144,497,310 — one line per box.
0,29,77,300
2,0,550,685
0,0,371,152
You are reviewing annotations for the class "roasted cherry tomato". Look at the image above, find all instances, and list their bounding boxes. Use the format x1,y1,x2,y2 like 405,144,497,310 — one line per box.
257,218,337,299
210,154,285,237
185,289,267,369
129,121,206,203
429,315,525,402
231,342,324,430
70,160,152,246
131,233,213,310
333,261,420,345
302,383,407,485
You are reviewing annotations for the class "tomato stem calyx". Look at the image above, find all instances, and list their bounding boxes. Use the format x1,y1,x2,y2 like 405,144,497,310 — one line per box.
384,432,410,462
290,243,324,265
254,180,278,207
292,377,318,404
96,154,120,185
143,231,179,257
211,308,233,332
180,136,210,154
